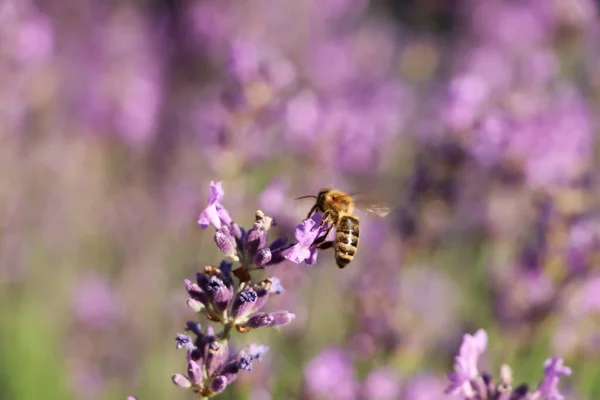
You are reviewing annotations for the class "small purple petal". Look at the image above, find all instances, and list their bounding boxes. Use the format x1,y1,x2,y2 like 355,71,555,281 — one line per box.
198,204,222,230
282,243,312,264
175,334,196,351
282,218,328,264
294,218,322,247
197,181,232,230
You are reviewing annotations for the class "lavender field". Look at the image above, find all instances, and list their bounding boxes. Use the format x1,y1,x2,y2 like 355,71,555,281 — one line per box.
1,0,599,399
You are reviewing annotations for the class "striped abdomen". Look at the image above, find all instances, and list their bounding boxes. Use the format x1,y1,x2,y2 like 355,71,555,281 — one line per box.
334,215,360,268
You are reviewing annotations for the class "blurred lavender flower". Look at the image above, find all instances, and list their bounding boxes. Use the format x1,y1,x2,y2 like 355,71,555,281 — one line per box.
72,273,121,330
403,374,452,400
446,329,572,399
360,368,401,400
303,348,359,400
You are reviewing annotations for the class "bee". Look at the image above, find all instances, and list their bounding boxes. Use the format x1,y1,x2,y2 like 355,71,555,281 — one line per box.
296,188,391,268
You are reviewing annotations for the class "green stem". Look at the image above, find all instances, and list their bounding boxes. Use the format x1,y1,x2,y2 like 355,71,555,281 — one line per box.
221,321,233,340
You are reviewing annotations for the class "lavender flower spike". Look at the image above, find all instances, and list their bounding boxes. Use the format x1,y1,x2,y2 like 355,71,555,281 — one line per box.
445,329,488,397
529,357,572,400
445,329,573,399
198,181,233,230
173,180,301,398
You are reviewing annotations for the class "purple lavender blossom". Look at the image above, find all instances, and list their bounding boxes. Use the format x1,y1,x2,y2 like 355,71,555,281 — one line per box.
532,357,572,400
198,181,233,230
282,214,329,265
446,329,572,399
171,326,269,397
360,368,401,400
403,374,452,400
172,181,323,398
304,348,358,400
72,273,121,330
446,329,488,397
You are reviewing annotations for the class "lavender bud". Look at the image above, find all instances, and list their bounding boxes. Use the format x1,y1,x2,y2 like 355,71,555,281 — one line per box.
205,340,230,377
266,237,292,266
210,375,228,394
231,223,246,251
184,280,209,306
185,322,203,337
231,222,244,240
268,236,290,251
218,260,233,286
244,312,274,329
187,298,205,313
206,275,233,312
246,227,268,259
230,288,262,321
171,374,192,389
219,360,241,384
241,311,295,330
175,334,196,351
214,228,239,261
254,248,272,268
187,359,203,385
267,311,296,327
512,384,529,396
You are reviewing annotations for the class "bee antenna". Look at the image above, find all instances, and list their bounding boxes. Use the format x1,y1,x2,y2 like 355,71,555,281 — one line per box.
295,195,317,200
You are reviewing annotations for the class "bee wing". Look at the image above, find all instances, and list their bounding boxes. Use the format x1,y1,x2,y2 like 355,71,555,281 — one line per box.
352,195,394,218
358,204,393,218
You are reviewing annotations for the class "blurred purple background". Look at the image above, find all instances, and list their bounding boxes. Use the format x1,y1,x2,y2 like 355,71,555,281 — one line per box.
1,0,599,399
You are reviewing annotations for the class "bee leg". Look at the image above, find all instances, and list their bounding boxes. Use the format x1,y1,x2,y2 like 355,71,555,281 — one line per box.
306,204,318,219
311,223,334,249
315,240,335,250
319,210,331,226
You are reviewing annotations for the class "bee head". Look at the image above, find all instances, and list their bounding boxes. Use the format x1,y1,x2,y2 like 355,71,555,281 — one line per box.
316,188,333,211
